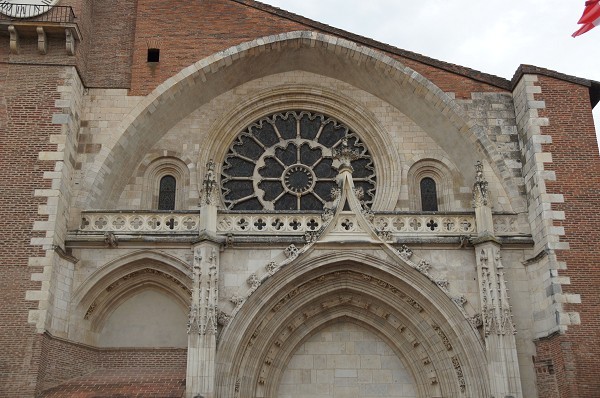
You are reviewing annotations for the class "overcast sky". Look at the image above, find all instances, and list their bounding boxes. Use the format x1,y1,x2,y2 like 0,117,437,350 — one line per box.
259,0,600,149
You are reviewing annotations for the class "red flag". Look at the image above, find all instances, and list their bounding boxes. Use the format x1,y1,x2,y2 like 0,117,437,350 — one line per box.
573,1,600,37
578,0,600,24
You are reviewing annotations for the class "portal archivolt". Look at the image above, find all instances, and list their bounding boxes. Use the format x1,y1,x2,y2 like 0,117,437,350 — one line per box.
216,253,490,397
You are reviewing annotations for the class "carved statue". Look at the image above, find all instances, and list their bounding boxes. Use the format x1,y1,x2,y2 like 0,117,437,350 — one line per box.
472,161,489,208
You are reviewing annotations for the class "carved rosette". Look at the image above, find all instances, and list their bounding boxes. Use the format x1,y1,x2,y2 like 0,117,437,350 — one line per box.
284,244,300,259
247,273,261,291
397,245,413,259
265,261,278,275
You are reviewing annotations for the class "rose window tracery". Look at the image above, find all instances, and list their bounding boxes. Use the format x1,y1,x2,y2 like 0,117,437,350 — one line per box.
221,111,376,211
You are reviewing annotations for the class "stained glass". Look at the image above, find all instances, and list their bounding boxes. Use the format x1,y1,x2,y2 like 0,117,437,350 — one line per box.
158,175,176,210
420,177,438,211
221,111,377,211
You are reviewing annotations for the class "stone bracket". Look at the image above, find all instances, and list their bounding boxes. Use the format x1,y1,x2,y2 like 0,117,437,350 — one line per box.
2,22,81,56
65,28,74,56
37,26,46,54
8,24,18,54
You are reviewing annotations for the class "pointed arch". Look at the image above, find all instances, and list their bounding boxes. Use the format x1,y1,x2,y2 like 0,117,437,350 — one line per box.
216,251,489,397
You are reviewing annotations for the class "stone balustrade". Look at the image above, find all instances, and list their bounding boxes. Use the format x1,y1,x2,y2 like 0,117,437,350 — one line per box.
77,211,525,237
79,212,200,233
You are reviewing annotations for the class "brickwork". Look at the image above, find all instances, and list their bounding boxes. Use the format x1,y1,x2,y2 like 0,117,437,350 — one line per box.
40,369,186,398
37,333,186,395
86,0,137,88
533,335,562,398
535,75,600,397
395,57,506,99
0,64,67,396
126,0,507,97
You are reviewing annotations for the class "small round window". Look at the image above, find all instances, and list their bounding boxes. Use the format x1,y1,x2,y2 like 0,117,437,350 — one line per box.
221,111,376,211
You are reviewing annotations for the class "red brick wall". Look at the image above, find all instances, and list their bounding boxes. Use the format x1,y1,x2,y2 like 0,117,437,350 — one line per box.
535,75,600,397
36,334,187,395
0,63,65,396
397,57,506,99
126,0,504,96
86,0,138,88
534,334,571,398
36,334,98,393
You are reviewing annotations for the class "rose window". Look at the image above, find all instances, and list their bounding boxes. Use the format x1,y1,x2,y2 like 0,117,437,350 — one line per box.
221,111,376,211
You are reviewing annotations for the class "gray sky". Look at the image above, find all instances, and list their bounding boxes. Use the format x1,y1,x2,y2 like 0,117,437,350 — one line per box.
260,0,600,149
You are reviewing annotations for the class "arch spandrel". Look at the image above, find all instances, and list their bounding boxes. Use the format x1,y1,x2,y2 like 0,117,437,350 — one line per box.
79,31,523,213
216,251,489,397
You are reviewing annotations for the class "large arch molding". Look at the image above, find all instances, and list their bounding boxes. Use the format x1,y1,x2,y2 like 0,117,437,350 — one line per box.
216,251,490,397
79,31,523,212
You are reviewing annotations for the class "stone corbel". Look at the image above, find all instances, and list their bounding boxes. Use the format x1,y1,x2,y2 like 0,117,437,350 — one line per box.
8,25,19,54
37,26,47,54
65,28,75,56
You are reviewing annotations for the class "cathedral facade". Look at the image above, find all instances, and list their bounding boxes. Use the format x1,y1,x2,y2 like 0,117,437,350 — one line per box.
1,1,600,397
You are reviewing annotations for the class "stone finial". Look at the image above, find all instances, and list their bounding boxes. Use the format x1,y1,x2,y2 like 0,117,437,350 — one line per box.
472,161,489,208
333,137,359,169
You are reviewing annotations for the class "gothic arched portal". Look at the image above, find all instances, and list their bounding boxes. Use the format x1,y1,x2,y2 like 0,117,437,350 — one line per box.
216,251,490,398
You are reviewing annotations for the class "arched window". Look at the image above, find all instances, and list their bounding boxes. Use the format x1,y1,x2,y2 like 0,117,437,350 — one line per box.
158,175,176,210
420,177,438,212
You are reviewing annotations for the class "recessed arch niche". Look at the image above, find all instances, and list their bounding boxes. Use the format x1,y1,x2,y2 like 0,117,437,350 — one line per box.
70,251,192,347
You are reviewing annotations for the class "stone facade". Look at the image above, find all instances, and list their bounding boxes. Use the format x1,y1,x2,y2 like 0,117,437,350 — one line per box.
1,1,599,397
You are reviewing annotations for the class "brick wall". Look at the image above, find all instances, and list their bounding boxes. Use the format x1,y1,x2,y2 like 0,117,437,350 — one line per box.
36,333,97,394
126,0,505,96
86,0,138,88
0,64,66,396
37,333,187,395
534,76,600,397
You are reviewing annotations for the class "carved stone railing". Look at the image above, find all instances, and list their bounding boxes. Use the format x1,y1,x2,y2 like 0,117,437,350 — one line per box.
76,211,526,237
217,213,323,234
79,211,200,233
216,212,478,236
0,4,75,22
371,214,476,235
